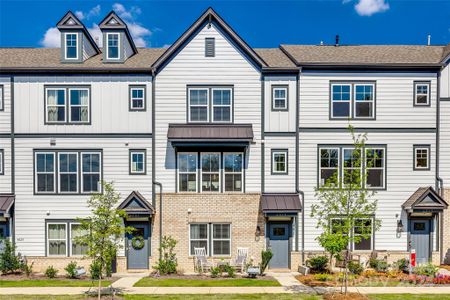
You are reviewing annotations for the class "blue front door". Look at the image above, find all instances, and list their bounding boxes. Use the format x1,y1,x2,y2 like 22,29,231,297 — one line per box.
126,222,150,269
410,219,431,265
268,223,290,269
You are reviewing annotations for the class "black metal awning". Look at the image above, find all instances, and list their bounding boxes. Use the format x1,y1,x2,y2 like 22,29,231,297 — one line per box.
0,194,14,217
261,193,302,214
167,123,254,143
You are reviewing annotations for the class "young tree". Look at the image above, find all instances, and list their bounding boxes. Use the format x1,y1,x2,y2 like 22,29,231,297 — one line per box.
75,181,133,300
311,125,381,293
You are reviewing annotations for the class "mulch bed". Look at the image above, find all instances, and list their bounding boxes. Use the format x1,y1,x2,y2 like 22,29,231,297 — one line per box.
0,273,118,282
324,293,368,300
150,273,277,281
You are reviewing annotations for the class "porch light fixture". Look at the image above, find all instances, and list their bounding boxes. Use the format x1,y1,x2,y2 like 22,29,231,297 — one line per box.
397,220,404,232
255,225,261,237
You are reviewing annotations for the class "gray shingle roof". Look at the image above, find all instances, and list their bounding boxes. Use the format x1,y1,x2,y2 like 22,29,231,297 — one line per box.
402,187,448,211
281,45,445,66
254,48,297,68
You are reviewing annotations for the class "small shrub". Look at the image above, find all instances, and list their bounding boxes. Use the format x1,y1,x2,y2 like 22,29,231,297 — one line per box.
348,261,364,275
90,260,101,280
0,240,22,274
64,261,78,279
21,261,34,277
413,263,438,277
45,266,58,278
362,269,378,278
393,258,409,272
259,249,273,275
306,255,329,273
154,235,178,275
368,258,388,272
224,264,235,278
210,266,221,278
314,273,333,282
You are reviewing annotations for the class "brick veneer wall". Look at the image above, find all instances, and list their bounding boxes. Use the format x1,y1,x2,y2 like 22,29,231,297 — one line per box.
443,189,450,264
150,193,266,273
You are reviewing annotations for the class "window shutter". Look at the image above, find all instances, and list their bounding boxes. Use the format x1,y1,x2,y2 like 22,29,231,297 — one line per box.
205,38,215,57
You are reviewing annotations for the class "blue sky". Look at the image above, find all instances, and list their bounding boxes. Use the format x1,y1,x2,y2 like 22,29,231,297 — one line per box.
0,0,449,48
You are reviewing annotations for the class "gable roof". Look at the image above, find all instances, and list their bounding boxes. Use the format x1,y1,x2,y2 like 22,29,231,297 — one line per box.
254,48,297,69
442,43,450,64
402,187,448,211
56,11,101,55
281,45,445,68
151,7,268,73
118,191,154,215
99,11,138,55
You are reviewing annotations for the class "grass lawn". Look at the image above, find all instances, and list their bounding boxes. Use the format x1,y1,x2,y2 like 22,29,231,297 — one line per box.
368,295,450,300
133,277,281,287
0,279,112,287
0,295,320,300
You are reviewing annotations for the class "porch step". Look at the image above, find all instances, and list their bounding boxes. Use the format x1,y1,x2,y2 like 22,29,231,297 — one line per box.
267,268,291,273
126,269,150,273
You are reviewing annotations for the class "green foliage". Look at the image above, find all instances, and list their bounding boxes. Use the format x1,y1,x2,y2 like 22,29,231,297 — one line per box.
306,255,329,273
368,258,389,272
393,258,409,272
64,261,78,279
413,263,438,277
154,235,178,275
223,264,236,278
74,181,133,296
347,261,364,275
21,261,34,277
44,266,58,278
210,266,221,278
259,249,273,275
90,259,101,280
316,232,348,269
0,239,22,274
313,273,333,282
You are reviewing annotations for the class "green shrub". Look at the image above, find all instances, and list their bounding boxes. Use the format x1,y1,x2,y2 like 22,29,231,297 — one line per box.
90,260,102,280
45,266,58,278
21,261,34,277
414,263,438,277
368,258,388,272
259,249,273,275
314,273,333,282
348,261,364,275
393,258,409,272
224,264,236,278
64,261,78,279
0,240,22,274
154,236,178,275
210,266,221,278
306,255,329,273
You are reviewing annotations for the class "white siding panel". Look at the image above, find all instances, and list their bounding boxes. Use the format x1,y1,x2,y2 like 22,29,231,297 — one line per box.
14,137,152,256
82,33,97,61
0,77,11,133
123,35,133,61
264,136,296,193
441,64,450,99
440,101,450,182
264,76,296,133
0,137,11,193
14,76,152,134
299,72,437,128
155,23,261,192
299,131,436,251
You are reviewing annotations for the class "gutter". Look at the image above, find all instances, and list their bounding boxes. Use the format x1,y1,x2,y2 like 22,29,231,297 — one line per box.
296,67,305,265
436,69,445,264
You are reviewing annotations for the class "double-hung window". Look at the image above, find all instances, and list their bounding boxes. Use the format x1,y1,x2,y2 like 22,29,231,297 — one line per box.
201,153,220,192
47,223,67,256
107,33,120,59
0,85,3,111
36,152,56,193
319,148,339,186
212,224,231,256
272,150,288,174
354,219,373,250
69,88,89,122
331,82,375,119
414,145,430,170
272,86,288,110
130,150,146,174
212,88,232,122
81,152,101,193
45,87,90,124
189,223,231,256
224,153,243,192
178,153,198,192
70,223,88,256
0,149,3,175
189,223,208,256
46,88,66,123
58,152,78,193
342,148,362,187
365,148,385,189
129,86,146,111
414,82,430,106
65,33,78,60
188,89,209,122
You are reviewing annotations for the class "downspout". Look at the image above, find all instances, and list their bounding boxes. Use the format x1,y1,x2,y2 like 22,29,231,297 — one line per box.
436,69,445,264
295,67,305,264
11,76,15,246
154,181,163,260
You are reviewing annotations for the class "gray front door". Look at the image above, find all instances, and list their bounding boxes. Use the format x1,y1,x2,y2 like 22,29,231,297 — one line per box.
268,223,290,269
126,223,150,269
410,219,431,265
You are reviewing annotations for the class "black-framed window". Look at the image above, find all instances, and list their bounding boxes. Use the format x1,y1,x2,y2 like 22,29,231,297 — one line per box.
107,33,120,60
35,150,101,194
414,81,431,106
318,145,385,189
0,85,4,111
414,145,430,170
0,149,4,175
205,38,215,57
65,33,78,60
272,86,288,111
272,149,288,174
330,82,375,119
330,217,373,251
201,153,220,192
224,153,243,192
178,152,198,192
130,149,146,174
189,223,231,256
187,86,233,123
45,86,90,124
129,86,146,111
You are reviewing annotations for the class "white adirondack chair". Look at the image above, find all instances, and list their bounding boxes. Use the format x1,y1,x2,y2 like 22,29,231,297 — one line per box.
230,247,248,272
194,247,213,273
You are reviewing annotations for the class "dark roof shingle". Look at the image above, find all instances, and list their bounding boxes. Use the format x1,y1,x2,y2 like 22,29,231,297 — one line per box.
254,48,296,68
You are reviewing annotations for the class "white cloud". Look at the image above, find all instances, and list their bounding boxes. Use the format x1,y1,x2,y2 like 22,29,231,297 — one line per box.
75,11,85,20
88,23,103,47
354,0,389,16
75,5,101,21
112,3,152,47
40,27,60,47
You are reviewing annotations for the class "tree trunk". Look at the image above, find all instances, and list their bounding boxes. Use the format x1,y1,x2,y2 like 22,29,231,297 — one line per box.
98,272,102,300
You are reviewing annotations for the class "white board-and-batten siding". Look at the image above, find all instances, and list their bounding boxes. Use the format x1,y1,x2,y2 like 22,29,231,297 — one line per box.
441,64,450,99
0,77,11,133
14,137,152,256
298,131,436,251
299,72,437,128
14,75,152,134
440,101,450,183
154,22,262,193
0,138,11,193
264,136,296,193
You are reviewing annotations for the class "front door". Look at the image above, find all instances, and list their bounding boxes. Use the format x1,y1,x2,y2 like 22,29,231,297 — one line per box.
126,222,150,269
410,219,431,265
268,223,290,269
0,223,7,253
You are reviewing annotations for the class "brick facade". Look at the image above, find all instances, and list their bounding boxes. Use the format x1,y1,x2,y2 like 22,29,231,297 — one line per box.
443,189,450,264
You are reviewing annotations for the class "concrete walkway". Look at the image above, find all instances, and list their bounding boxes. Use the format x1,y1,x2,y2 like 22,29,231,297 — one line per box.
111,272,148,289
268,271,316,293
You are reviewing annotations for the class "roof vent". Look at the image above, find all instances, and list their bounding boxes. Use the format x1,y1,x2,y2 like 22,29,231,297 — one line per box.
335,35,339,47
427,34,431,46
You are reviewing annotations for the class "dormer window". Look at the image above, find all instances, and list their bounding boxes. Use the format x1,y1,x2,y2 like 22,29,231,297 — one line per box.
107,33,120,60
65,33,78,60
